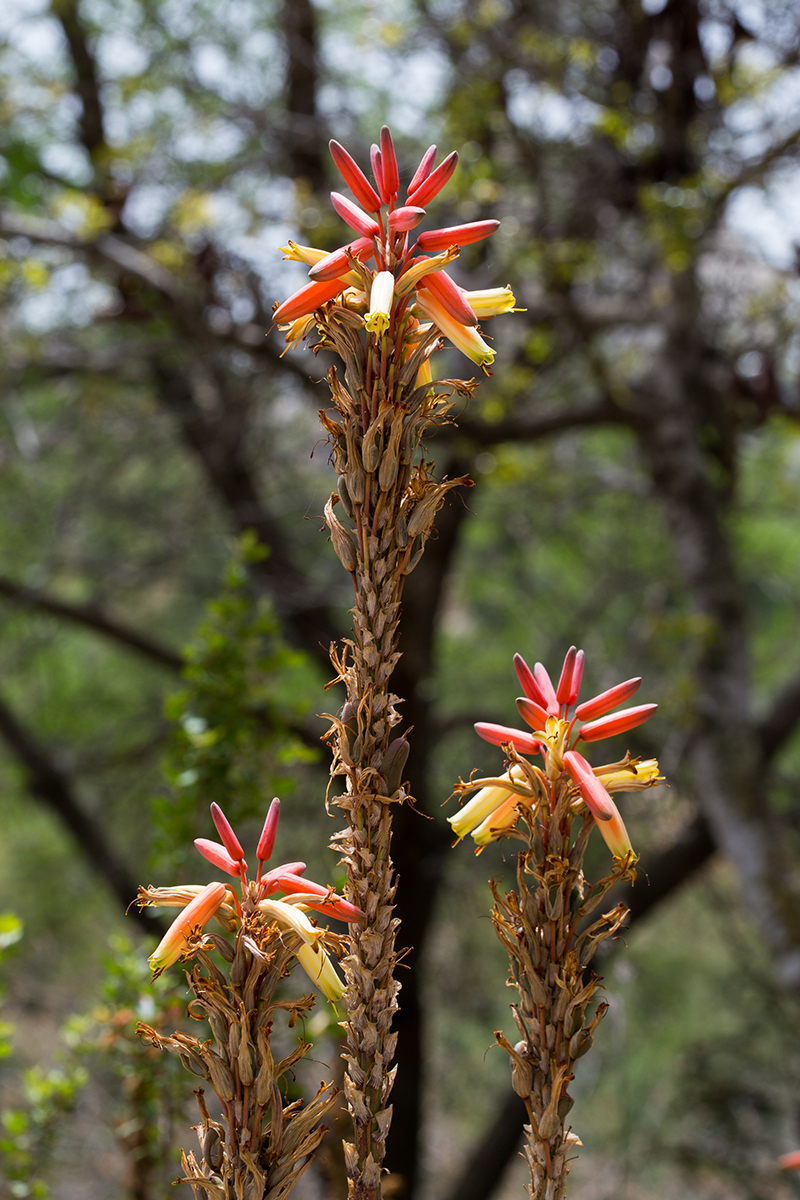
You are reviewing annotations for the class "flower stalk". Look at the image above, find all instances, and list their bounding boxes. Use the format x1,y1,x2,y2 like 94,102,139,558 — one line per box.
136,802,362,1199
275,127,514,1198
451,649,663,1199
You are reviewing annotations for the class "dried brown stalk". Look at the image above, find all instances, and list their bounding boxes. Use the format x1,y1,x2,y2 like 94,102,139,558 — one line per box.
490,775,635,1200
317,308,472,1199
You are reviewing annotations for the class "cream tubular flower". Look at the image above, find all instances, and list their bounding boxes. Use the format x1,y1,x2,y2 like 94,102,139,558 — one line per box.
257,898,324,944
365,271,395,336
296,942,346,1003
449,768,527,841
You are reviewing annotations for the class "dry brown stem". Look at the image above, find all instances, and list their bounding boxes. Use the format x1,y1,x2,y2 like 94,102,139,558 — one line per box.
485,770,636,1200
316,309,473,1199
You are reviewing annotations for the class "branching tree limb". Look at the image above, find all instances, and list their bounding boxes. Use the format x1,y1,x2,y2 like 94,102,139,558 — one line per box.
0,576,183,671
0,693,160,936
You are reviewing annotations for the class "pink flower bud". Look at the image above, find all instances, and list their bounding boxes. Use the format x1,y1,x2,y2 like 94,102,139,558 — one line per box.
194,838,242,877
407,144,437,196
474,721,541,755
370,144,387,202
210,803,245,862
556,646,578,704
256,797,281,863
574,678,642,722
380,125,399,197
329,139,382,212
534,663,559,714
407,150,458,206
416,219,500,253
388,206,426,231
273,278,349,324
330,192,381,238
579,703,657,743
516,696,550,730
272,871,365,922
260,861,306,895
417,269,478,326
514,653,549,709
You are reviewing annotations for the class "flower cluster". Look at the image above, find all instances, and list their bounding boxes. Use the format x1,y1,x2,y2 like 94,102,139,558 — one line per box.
450,647,662,856
139,799,363,1002
274,126,515,374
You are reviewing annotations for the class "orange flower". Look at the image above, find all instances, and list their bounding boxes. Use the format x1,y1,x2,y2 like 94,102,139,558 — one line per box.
148,882,229,976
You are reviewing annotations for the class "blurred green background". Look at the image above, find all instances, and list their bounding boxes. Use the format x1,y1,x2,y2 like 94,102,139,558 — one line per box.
2,0,800,1196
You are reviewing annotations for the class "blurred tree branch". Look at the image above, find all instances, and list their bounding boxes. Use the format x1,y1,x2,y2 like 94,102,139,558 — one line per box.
0,576,183,671
0,693,159,936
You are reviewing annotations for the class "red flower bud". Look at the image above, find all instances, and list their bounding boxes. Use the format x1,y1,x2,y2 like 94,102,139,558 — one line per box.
330,192,381,238
516,696,550,730
194,838,242,877
574,678,642,722
380,125,399,197
416,219,500,253
256,797,281,863
329,140,382,212
579,703,657,742
514,653,549,709
407,144,437,196
308,237,374,281
273,278,349,324
210,802,245,862
407,150,458,206
534,663,559,714
474,721,541,755
417,269,477,326
388,206,426,231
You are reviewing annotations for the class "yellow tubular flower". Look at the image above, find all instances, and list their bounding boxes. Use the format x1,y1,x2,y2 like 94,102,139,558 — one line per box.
415,291,495,371
394,247,459,297
595,759,663,792
448,768,527,841
279,241,328,266
296,942,346,1003
465,286,517,318
471,791,532,848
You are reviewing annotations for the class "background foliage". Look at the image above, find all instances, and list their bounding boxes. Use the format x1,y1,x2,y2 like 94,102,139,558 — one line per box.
2,0,800,1197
